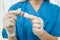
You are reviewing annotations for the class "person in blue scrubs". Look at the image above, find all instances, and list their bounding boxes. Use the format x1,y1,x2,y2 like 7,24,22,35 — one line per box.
2,0,60,40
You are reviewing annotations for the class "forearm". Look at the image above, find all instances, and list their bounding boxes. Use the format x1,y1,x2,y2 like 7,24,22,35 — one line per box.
39,30,58,40
8,36,17,40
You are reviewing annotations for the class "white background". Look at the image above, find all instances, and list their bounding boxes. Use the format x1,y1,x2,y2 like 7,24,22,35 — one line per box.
0,0,60,40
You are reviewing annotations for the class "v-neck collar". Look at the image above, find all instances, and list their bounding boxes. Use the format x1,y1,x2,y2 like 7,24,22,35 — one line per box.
28,1,45,14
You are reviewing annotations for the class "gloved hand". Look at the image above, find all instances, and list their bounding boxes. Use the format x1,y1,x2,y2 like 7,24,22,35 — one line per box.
3,8,22,37
23,13,44,37
32,17,44,37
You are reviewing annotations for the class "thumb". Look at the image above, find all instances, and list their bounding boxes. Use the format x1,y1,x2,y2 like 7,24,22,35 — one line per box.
23,12,37,20
8,8,22,16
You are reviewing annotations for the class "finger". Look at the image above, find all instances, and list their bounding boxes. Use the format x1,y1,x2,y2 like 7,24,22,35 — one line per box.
28,15,38,20
3,21,15,29
32,19,41,24
8,10,20,16
33,24,41,29
8,18,15,23
24,13,38,20
6,24,15,30
6,14,17,20
9,15,17,21
32,28,41,35
33,28,40,31
33,18,44,26
4,20,15,26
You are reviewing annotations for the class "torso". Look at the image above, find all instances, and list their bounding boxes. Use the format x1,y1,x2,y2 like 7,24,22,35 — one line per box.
15,1,59,40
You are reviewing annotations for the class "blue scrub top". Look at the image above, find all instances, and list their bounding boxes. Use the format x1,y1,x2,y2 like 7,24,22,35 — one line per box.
2,1,60,40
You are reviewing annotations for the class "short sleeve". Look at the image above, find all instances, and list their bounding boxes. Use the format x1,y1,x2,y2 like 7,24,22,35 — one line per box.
8,2,23,11
50,7,60,37
2,2,23,38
